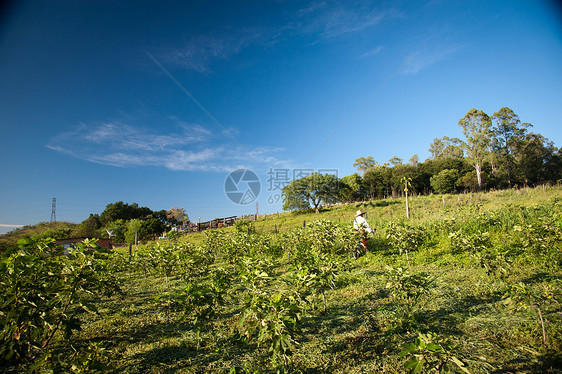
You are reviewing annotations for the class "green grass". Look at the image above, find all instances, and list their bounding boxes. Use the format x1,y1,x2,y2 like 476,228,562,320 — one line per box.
233,185,561,235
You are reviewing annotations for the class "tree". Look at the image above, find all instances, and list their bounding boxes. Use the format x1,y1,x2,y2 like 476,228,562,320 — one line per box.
339,173,365,202
100,201,152,224
139,218,166,241
125,219,143,245
409,155,419,167
153,210,169,225
429,136,464,160
353,156,377,175
106,219,126,243
514,133,561,185
282,173,340,213
457,170,485,192
390,165,421,198
166,207,190,226
430,169,460,194
71,214,102,238
363,167,384,200
389,156,403,166
491,107,531,186
458,109,492,190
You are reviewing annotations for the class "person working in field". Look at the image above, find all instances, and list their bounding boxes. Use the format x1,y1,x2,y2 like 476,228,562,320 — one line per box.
353,210,375,251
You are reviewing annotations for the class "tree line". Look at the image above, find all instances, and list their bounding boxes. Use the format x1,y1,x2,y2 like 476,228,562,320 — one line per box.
283,107,561,211
70,202,189,243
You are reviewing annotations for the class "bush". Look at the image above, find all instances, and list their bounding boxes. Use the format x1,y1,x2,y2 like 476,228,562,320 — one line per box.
430,169,459,194
0,237,121,372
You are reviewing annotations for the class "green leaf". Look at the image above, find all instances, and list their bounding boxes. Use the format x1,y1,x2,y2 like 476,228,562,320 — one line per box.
426,343,444,352
404,357,419,370
400,343,416,356
450,356,471,374
404,357,423,374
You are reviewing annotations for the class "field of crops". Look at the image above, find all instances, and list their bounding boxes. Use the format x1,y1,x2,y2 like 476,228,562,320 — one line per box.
2,186,561,373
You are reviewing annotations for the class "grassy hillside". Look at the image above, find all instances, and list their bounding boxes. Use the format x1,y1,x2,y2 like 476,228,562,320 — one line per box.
0,221,77,252
184,185,560,242
2,186,561,373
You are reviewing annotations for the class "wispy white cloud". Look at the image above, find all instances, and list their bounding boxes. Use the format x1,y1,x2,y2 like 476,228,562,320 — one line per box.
359,45,384,58
402,44,464,75
162,31,263,72
0,224,24,228
47,120,289,172
159,1,400,71
290,0,401,41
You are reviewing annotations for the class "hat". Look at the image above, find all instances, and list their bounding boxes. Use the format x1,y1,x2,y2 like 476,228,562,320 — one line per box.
356,210,366,217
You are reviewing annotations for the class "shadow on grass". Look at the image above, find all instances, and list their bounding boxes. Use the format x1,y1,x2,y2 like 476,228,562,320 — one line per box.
84,317,196,351
355,200,400,209
115,332,262,374
422,292,503,336
488,351,562,374
121,344,221,374
367,238,393,255
520,272,562,285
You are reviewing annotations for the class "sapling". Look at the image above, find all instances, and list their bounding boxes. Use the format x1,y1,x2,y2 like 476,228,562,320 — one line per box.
400,332,471,374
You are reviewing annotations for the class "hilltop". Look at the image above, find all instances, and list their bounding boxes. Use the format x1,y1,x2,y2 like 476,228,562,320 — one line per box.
0,221,77,252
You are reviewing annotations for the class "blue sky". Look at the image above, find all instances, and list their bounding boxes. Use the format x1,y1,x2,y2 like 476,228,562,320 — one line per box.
1,0,561,233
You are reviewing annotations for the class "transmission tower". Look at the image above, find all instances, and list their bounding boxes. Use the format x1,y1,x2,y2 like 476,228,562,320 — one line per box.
50,198,56,223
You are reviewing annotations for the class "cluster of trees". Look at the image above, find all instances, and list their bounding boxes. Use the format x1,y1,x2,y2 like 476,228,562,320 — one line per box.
282,107,561,211
72,202,189,243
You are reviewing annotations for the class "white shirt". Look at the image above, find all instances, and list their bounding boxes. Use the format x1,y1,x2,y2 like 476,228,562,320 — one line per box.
353,215,374,233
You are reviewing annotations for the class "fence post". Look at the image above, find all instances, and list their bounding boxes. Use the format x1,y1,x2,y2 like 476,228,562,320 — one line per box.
128,243,132,263
275,224,278,233
303,220,306,228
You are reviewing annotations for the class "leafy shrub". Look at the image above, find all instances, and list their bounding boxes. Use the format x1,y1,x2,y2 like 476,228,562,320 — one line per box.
386,221,427,263
448,230,491,254
0,237,120,372
400,332,470,374
238,290,305,371
384,266,436,331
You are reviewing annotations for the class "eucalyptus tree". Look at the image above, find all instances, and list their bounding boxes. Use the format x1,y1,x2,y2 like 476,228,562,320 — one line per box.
353,156,377,175
428,136,464,160
491,107,531,186
458,109,493,190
